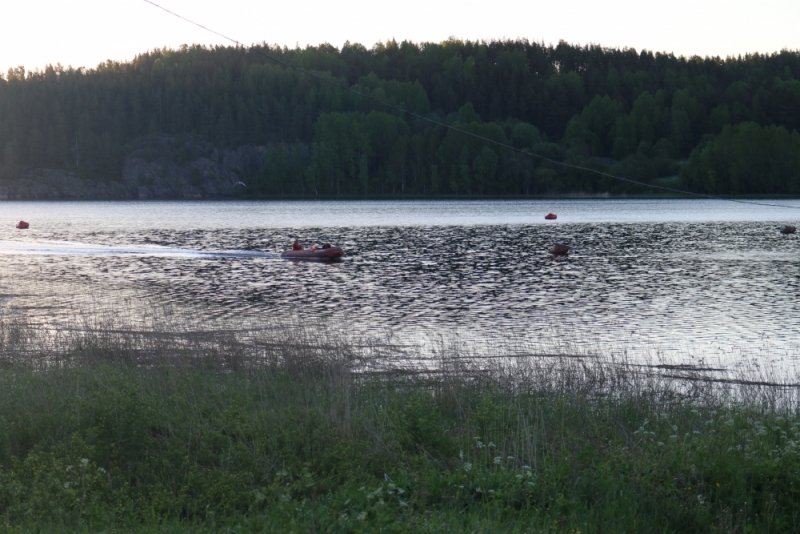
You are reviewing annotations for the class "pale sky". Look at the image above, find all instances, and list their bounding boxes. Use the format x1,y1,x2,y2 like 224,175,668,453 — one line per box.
1,0,798,75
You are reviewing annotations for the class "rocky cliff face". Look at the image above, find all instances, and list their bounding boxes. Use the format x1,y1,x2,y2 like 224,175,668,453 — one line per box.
0,135,266,200
121,136,264,199
0,168,134,200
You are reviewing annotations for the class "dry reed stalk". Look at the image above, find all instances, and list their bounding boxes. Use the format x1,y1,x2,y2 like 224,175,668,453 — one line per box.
1,310,798,413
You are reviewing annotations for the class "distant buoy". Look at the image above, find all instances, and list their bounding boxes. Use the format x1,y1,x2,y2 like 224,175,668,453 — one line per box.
16,220,29,229
545,212,557,220
549,243,569,256
780,225,796,234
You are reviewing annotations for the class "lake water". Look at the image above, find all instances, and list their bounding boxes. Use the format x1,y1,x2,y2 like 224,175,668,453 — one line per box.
1,199,798,375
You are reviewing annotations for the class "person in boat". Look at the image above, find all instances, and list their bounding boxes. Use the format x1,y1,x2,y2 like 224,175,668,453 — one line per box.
292,239,302,251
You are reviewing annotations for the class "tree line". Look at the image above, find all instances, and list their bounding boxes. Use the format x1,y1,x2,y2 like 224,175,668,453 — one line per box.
1,40,799,198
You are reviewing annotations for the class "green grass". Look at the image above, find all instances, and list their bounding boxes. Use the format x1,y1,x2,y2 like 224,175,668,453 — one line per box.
0,316,799,532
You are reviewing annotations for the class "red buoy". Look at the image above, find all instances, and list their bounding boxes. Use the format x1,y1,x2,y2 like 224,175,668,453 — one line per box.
545,212,557,220
16,220,29,229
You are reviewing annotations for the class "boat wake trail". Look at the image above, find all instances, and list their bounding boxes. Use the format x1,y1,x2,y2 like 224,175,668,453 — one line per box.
0,240,280,259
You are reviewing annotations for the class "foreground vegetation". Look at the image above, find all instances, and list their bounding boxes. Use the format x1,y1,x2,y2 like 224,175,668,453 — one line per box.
2,40,800,198
1,317,799,532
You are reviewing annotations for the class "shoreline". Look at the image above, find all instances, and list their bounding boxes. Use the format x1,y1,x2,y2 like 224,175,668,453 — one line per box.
1,318,798,530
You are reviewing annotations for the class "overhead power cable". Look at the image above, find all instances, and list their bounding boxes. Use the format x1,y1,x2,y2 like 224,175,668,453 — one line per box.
141,0,800,210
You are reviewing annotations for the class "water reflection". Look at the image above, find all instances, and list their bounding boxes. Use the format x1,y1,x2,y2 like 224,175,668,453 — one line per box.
1,218,798,372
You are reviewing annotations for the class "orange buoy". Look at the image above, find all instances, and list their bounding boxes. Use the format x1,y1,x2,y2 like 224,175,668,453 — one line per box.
16,220,29,229
545,212,557,220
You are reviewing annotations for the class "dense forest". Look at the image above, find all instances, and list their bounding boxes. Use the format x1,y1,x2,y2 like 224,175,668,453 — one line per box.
1,39,800,199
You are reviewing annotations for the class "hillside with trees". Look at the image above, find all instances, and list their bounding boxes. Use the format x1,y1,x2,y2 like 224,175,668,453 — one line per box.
1,40,799,199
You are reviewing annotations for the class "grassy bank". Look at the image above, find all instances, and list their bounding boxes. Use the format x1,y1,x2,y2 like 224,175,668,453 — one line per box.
0,317,799,532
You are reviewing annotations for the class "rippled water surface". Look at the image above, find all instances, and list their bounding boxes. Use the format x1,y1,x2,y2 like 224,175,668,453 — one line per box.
1,199,798,370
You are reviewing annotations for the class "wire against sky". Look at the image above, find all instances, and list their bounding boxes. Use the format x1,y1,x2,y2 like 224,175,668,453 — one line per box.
141,0,243,48
140,0,800,210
